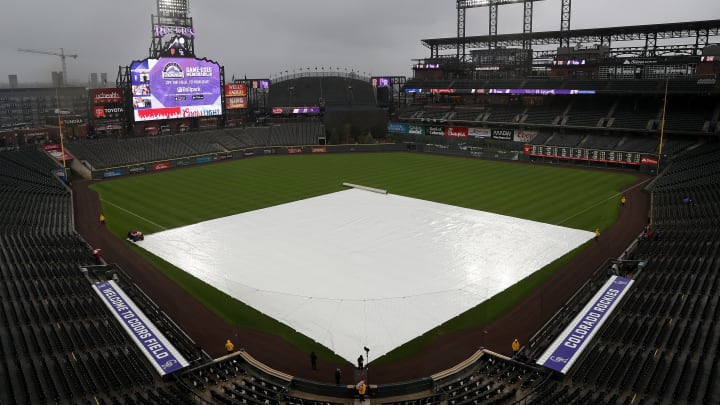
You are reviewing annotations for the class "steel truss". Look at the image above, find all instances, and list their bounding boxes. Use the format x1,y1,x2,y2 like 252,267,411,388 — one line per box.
560,0,571,47
425,19,720,58
456,0,545,60
532,45,709,60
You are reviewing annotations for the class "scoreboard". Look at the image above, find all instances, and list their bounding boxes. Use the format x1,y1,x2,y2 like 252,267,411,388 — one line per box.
525,145,643,165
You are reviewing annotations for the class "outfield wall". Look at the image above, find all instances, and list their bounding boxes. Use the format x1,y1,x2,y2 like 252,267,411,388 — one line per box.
89,143,409,180
87,139,649,180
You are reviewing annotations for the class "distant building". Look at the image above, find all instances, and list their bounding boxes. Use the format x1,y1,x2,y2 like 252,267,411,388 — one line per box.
0,86,89,145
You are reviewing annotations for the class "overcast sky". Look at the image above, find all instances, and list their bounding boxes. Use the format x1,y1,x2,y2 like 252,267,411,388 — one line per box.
0,0,717,86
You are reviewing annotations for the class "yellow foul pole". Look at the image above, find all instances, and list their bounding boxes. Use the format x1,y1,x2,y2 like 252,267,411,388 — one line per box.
55,86,68,180
657,78,669,173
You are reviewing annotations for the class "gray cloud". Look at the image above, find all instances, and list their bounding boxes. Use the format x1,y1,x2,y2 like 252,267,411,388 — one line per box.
0,0,716,86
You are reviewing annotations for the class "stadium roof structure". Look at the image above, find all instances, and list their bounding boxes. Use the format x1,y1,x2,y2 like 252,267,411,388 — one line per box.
421,19,720,59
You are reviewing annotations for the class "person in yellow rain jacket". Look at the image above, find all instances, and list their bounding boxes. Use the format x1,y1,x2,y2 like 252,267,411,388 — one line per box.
357,381,367,401
595,227,600,241
225,339,234,354
512,338,520,355
621,195,626,207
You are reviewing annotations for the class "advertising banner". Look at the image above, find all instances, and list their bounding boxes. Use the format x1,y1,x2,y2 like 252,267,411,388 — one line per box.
445,127,468,138
387,123,409,134
515,130,538,143
225,83,248,109
91,88,124,104
153,162,170,171
52,168,66,181
427,126,445,136
103,170,123,178
60,117,84,126
271,106,321,115
537,276,633,374
226,97,247,109
312,147,327,153
408,125,425,135
287,147,303,154
92,280,189,376
42,144,74,162
131,58,222,121
491,128,514,141
94,106,124,119
640,156,659,166
468,127,491,138
129,166,146,174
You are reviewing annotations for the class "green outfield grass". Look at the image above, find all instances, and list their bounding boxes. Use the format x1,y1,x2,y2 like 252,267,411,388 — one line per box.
91,152,638,363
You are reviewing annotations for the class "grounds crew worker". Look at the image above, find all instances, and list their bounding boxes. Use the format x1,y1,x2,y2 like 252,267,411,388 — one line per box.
357,381,367,401
225,339,234,354
512,338,520,355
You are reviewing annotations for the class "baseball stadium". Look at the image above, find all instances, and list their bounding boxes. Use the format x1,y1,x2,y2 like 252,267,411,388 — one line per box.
1,1,720,404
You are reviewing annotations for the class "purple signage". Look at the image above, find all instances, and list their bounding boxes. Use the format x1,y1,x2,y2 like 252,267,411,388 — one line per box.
487,88,596,95
92,281,189,375
403,88,596,95
538,276,633,373
292,107,320,114
131,57,222,122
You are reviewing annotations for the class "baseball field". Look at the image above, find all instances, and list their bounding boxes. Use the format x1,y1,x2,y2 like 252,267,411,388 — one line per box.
89,152,638,364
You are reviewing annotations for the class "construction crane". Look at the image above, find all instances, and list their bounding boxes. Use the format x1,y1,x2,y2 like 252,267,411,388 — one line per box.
18,48,78,85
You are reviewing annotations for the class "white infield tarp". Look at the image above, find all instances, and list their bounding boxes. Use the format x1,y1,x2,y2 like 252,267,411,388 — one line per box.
137,188,594,363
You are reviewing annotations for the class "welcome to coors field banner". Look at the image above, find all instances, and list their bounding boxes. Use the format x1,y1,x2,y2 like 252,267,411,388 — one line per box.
536,275,634,374
92,280,190,376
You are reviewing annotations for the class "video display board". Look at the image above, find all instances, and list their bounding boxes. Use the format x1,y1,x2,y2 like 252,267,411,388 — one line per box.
130,57,222,122
371,77,391,87
251,79,270,89
524,145,643,166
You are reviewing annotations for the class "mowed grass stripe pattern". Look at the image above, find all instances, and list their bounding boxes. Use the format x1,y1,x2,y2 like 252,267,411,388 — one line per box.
93,153,634,233
91,152,637,362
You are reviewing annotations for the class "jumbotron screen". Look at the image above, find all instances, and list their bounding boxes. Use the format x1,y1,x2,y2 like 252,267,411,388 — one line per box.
130,57,222,122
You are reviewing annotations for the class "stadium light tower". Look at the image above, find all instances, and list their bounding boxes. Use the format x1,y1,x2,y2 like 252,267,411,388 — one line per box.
455,0,545,58
151,0,195,58
158,0,190,18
